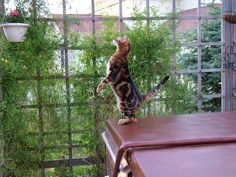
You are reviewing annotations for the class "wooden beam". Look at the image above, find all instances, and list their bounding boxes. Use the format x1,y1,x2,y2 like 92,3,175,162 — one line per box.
222,0,236,111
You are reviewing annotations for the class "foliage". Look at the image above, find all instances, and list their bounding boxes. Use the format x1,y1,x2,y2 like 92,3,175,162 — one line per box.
4,9,25,23
0,0,62,176
68,8,196,176
70,8,196,121
0,3,197,177
177,4,221,112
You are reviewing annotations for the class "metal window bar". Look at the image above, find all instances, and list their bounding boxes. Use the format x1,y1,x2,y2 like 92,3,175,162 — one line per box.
62,0,73,175
40,15,220,23
146,0,150,28
91,0,96,36
197,0,203,111
31,0,45,176
118,0,123,32
172,0,177,114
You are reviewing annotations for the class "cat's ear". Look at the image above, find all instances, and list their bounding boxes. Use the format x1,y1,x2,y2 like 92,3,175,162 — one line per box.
113,39,118,46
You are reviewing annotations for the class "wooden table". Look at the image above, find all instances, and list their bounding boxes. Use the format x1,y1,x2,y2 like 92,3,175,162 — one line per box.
102,112,236,177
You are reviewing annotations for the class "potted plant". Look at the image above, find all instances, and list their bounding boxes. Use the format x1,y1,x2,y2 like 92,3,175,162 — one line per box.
0,9,29,42
223,12,236,24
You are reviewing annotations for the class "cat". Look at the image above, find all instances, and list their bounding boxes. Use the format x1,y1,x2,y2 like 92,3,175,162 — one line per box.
96,36,169,125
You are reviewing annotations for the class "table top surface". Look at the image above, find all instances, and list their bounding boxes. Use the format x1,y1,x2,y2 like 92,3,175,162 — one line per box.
104,112,236,177
106,112,236,148
131,143,236,177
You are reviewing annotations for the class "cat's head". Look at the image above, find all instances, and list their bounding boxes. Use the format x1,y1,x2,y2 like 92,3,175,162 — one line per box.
113,35,130,52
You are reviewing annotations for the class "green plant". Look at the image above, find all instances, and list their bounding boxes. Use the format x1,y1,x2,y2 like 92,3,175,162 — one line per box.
70,7,195,141
0,3,196,177
0,0,62,176
177,5,221,112
67,10,196,174
5,9,25,23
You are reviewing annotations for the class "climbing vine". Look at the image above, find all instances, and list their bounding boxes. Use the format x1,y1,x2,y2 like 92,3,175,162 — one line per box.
0,2,195,177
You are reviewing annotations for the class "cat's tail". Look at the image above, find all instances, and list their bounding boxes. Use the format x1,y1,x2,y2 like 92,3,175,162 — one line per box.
142,76,169,103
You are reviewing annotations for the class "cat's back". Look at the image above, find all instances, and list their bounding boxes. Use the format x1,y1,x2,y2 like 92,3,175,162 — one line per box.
111,64,142,102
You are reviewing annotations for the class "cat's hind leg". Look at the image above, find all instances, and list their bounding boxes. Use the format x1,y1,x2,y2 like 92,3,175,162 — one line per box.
118,117,137,125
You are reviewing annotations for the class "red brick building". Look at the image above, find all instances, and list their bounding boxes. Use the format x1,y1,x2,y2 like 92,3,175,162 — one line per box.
52,5,221,35
52,14,121,35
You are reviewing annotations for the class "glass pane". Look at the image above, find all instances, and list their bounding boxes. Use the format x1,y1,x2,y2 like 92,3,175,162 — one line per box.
151,1,172,16
202,72,221,95
174,74,198,113
68,21,92,36
41,80,66,104
46,167,71,177
24,108,39,132
44,148,69,160
70,106,86,130
141,100,167,117
44,133,68,147
201,0,222,10
177,1,198,17
14,80,38,105
200,1,221,42
201,19,221,42
177,46,198,70
202,45,221,69
43,107,68,132
73,166,99,177
72,147,91,158
67,50,80,74
123,0,135,17
47,0,92,15
4,0,17,11
177,19,198,42
202,97,221,112
43,49,65,75
66,0,91,14
95,0,119,16
47,0,63,15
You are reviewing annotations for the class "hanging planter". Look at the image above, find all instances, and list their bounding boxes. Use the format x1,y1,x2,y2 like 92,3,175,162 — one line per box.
0,9,29,42
0,23,29,42
223,12,236,24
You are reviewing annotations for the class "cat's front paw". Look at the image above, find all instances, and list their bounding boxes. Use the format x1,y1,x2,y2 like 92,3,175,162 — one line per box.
96,83,105,93
96,87,101,93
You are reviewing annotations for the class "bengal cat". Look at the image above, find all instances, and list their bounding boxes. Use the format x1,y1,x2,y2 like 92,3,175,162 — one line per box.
96,36,169,125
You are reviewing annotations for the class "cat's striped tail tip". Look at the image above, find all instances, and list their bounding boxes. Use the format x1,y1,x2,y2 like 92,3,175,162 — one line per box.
161,75,169,84
164,75,169,81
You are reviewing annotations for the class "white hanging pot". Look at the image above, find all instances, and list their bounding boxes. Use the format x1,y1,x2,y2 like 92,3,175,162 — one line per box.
0,23,30,42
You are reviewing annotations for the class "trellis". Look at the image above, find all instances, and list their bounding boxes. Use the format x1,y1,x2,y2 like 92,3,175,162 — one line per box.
0,0,235,176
